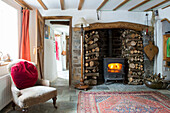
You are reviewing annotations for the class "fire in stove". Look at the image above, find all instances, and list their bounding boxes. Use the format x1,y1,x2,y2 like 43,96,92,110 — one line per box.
108,63,122,73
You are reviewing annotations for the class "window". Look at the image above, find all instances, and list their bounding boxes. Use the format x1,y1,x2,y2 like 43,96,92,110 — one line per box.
0,1,18,61
163,34,170,67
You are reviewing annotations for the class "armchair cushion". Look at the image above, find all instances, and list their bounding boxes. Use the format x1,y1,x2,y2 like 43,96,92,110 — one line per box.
11,61,38,89
18,86,57,108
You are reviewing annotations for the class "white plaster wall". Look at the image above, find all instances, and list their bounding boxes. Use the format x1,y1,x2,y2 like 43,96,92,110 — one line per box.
44,38,58,81
154,18,163,75
40,9,150,26
44,22,58,81
159,7,170,20
156,7,170,80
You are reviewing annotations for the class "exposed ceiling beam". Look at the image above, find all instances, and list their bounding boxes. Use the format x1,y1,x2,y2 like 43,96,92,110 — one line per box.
78,0,84,10
60,0,64,10
37,0,48,10
97,0,108,11
50,21,69,25
145,0,170,11
162,5,170,9
128,0,150,11
15,0,33,10
113,0,129,11
15,0,25,8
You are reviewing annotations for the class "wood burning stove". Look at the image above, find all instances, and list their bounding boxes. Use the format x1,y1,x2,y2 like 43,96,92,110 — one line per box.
103,58,125,84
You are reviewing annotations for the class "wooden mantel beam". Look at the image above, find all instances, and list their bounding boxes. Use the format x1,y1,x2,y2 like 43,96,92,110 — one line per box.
113,0,129,11
15,0,33,10
37,0,48,10
97,0,108,11
128,0,150,11
145,0,170,11
78,0,84,10
60,0,64,10
74,22,148,31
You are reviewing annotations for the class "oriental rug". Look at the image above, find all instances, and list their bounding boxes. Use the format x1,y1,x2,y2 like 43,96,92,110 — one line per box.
77,91,170,113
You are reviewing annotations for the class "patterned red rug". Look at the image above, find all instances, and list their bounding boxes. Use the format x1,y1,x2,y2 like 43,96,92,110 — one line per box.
77,91,170,113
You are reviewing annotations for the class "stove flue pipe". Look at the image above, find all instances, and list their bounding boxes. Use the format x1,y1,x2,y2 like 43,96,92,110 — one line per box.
108,30,113,57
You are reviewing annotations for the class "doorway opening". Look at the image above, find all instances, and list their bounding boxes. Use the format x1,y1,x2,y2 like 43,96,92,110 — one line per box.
44,16,72,87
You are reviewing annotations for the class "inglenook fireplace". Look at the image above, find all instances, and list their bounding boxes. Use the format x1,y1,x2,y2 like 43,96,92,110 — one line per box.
103,58,125,84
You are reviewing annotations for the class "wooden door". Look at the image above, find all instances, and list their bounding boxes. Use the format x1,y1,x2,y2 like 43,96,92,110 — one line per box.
36,9,44,79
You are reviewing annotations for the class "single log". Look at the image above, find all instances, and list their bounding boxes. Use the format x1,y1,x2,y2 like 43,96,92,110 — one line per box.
85,34,99,43
86,66,98,70
91,79,97,85
89,41,93,45
86,58,98,62
85,44,88,48
94,37,99,43
92,76,97,79
85,73,99,77
92,68,96,72
86,43,98,50
84,79,97,85
85,63,89,67
85,70,89,73
85,51,99,56
84,76,87,79
95,47,100,52
89,61,99,67
85,57,89,60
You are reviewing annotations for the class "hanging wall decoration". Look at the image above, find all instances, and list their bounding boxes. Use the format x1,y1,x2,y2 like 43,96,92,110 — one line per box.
144,41,158,61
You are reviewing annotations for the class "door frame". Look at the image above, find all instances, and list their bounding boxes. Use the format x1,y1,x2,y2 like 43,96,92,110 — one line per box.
43,16,72,86
36,9,45,79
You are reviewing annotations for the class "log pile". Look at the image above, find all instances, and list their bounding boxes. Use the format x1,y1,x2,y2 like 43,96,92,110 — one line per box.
121,30,144,85
84,31,100,85
84,29,123,85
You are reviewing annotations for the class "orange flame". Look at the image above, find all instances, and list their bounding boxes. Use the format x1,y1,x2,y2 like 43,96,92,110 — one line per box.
108,63,122,73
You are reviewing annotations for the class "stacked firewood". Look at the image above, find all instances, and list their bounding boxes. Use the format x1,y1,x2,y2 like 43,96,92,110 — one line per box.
84,31,100,85
121,30,144,85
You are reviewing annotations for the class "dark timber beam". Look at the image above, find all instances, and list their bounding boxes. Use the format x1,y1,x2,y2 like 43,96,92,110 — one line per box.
97,0,108,11
128,0,150,11
50,21,69,25
113,0,129,11
37,0,48,10
162,5,170,9
78,0,84,10
145,0,170,11
60,0,64,10
15,0,33,10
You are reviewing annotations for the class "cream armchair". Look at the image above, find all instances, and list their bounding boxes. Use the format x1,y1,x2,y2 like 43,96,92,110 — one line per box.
8,59,57,112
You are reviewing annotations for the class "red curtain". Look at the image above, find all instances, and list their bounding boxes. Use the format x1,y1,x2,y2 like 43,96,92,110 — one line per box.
20,9,31,61
55,36,59,60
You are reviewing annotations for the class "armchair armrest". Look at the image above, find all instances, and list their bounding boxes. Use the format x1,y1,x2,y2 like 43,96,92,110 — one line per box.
36,79,50,86
11,82,21,96
11,83,21,105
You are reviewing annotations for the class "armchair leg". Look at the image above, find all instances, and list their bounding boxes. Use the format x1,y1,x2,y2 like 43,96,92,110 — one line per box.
22,108,28,113
52,97,57,109
12,101,16,110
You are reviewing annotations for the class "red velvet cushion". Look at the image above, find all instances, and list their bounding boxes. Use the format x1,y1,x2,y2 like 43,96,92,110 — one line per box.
11,61,38,89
